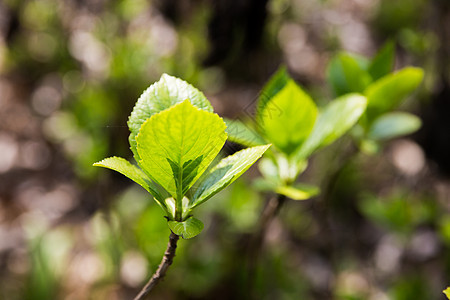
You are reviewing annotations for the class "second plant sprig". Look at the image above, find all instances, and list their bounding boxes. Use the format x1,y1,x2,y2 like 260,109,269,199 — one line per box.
227,67,368,200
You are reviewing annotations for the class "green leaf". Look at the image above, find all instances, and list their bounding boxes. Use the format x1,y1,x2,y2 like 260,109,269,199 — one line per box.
259,80,318,155
258,157,280,183
165,197,191,220
253,177,278,192
256,66,290,122
359,139,380,155
93,157,165,207
365,67,424,119
368,41,395,81
275,183,320,200
136,100,227,201
443,287,450,299
368,112,421,141
224,118,266,147
327,53,372,96
168,217,204,239
192,144,271,208
295,94,367,160
128,74,213,162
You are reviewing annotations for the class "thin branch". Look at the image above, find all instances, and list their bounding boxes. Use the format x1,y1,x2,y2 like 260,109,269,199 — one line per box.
134,232,180,300
246,193,286,299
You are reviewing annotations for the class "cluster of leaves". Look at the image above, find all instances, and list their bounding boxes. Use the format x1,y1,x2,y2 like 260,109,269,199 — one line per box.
327,41,424,154
226,68,368,200
94,74,270,239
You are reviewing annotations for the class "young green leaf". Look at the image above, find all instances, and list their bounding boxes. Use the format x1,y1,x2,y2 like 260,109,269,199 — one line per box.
275,183,319,201
168,217,204,239
93,156,165,207
256,66,290,122
365,67,424,119
368,112,421,141
224,118,266,147
128,74,213,162
295,94,367,160
136,100,227,201
327,53,372,96
258,157,280,183
259,80,318,155
443,287,450,299
368,41,395,81
191,144,271,208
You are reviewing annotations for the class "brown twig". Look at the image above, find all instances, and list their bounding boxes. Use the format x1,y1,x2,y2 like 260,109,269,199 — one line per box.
134,232,180,300
247,193,286,298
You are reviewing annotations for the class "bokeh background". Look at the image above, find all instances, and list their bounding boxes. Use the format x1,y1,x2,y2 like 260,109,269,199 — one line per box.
0,0,449,299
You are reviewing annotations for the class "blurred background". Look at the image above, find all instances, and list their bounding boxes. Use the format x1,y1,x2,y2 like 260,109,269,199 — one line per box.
0,0,449,299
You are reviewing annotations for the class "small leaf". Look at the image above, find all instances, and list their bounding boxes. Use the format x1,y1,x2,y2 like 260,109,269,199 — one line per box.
168,217,204,239
191,144,271,207
295,94,367,160
165,197,191,220
259,80,318,155
93,157,165,207
128,74,213,162
224,118,266,147
253,177,278,192
443,287,450,299
137,100,227,200
327,53,372,96
359,139,380,155
274,153,308,183
368,40,395,81
275,184,319,200
368,112,421,140
258,157,279,182
365,67,424,119
256,66,290,122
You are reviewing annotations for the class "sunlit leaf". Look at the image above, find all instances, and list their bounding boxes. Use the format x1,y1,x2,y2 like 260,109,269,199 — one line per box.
128,74,213,162
443,287,450,299
168,217,204,239
136,100,227,200
275,183,320,200
259,80,318,155
368,112,421,140
93,156,165,207
192,144,271,207
295,94,367,159
327,53,372,96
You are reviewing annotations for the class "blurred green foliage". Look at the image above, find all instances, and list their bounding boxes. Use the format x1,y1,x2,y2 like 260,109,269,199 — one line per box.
0,0,448,299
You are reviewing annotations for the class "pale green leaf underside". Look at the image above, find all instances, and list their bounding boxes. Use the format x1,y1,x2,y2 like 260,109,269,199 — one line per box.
275,183,320,200
296,94,367,160
192,144,271,208
168,217,204,239
260,80,317,155
365,67,424,118
224,118,266,147
258,157,279,183
137,100,227,199
128,74,213,162
368,112,421,141
93,156,165,206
